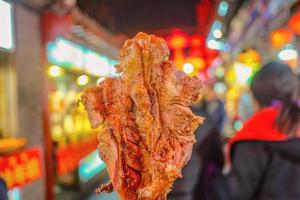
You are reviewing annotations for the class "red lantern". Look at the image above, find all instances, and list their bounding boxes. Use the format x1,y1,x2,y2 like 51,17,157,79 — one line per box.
166,29,189,50
270,28,293,48
288,12,300,35
191,34,204,47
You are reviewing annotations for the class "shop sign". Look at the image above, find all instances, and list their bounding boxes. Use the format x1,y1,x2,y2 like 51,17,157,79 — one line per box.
0,0,14,51
0,146,43,189
56,134,98,176
47,37,117,76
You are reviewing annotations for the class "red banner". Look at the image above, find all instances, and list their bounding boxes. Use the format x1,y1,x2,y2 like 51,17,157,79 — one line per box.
56,135,98,176
0,146,43,189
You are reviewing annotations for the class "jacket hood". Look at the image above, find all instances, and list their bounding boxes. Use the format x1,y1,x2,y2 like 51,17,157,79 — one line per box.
228,107,288,148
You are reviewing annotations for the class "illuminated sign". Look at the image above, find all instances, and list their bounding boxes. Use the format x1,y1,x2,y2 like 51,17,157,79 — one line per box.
47,38,117,77
79,150,106,182
0,0,14,51
56,134,98,176
218,1,229,17
0,147,43,189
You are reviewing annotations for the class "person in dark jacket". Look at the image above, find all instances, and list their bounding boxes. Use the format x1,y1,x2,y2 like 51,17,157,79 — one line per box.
168,86,226,200
0,177,8,200
211,62,300,200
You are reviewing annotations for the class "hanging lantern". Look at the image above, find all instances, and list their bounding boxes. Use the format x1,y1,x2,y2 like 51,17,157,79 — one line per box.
166,29,189,50
288,12,300,35
191,34,204,47
270,28,293,48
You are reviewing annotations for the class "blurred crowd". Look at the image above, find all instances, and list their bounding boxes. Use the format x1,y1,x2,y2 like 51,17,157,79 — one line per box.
169,61,300,200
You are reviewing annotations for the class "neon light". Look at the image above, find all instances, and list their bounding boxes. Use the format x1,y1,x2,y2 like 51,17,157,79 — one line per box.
0,0,14,50
47,38,117,77
79,150,106,182
218,1,229,17
8,188,21,200
85,51,110,76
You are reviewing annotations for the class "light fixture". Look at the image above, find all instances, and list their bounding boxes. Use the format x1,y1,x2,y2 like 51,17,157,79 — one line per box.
207,39,231,52
218,1,229,17
234,62,253,84
207,40,219,49
77,75,89,86
278,49,298,61
97,77,106,85
213,29,223,39
214,82,227,94
48,65,62,77
183,63,194,74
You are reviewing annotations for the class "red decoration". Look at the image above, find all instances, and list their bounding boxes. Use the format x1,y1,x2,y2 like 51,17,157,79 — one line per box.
166,29,189,50
288,12,300,36
56,134,98,176
0,146,43,189
191,34,204,47
41,10,73,43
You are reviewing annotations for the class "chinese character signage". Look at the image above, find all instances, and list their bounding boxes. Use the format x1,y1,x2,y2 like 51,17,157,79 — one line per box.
0,146,43,189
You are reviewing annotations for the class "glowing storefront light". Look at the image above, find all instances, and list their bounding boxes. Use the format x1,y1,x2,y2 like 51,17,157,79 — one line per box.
218,1,229,17
77,75,90,86
234,62,253,84
97,77,106,85
48,65,62,77
183,63,194,74
47,37,117,77
79,150,106,182
278,49,298,61
207,39,230,52
213,29,223,39
0,0,14,50
85,51,110,76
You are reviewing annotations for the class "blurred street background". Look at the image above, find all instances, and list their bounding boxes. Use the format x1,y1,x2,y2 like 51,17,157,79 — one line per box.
0,0,300,200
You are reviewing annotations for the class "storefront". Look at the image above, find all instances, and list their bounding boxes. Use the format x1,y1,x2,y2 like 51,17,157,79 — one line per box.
41,4,121,198
0,0,16,139
46,37,114,193
0,1,45,200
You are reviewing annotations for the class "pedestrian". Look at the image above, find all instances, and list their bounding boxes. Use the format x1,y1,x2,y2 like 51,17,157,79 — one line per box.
211,62,300,200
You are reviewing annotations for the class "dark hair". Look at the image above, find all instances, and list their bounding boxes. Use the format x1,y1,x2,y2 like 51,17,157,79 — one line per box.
251,61,300,136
